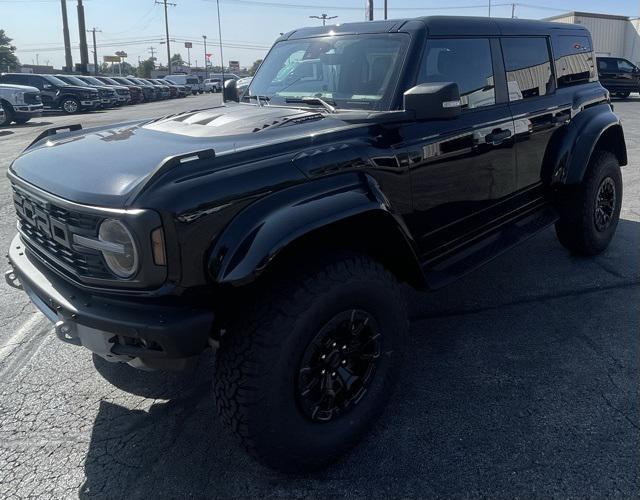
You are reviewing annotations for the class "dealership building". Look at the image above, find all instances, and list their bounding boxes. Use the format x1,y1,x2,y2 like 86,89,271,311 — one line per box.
547,11,640,64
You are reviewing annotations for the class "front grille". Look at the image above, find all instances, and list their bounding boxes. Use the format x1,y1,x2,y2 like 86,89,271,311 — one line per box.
12,184,112,280
116,88,128,95
24,92,41,104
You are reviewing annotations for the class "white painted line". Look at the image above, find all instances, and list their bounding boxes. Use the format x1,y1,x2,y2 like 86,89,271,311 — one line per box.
0,313,46,364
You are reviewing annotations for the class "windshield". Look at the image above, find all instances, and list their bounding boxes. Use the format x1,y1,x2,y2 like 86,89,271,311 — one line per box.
57,75,85,86
246,34,408,111
44,75,68,86
82,76,104,86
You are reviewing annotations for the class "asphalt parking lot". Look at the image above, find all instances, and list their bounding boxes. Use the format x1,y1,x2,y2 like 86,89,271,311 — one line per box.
0,94,638,498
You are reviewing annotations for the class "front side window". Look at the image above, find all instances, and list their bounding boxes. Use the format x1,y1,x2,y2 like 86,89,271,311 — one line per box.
617,59,636,72
417,38,495,110
501,37,553,101
247,34,409,111
554,35,596,87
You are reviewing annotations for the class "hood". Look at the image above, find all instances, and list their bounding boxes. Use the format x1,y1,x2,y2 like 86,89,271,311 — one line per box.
0,83,39,93
61,84,97,93
10,104,360,208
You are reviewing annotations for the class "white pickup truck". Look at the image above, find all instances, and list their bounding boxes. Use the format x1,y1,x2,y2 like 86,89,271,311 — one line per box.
0,84,43,126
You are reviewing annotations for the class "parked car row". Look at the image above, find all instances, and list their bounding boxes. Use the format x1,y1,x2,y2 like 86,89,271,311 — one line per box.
0,73,193,122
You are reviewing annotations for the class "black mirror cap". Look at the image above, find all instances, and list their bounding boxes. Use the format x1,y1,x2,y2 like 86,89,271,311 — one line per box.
404,82,461,120
223,79,239,102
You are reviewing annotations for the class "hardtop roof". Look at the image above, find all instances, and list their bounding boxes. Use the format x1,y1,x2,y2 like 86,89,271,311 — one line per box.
283,15,588,40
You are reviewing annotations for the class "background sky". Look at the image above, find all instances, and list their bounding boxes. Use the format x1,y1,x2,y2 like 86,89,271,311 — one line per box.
2,0,639,70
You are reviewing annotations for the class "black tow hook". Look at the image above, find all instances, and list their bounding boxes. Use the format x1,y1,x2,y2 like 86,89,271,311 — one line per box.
4,269,22,290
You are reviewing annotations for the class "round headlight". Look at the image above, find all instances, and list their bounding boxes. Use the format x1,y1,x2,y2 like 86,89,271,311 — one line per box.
98,219,138,278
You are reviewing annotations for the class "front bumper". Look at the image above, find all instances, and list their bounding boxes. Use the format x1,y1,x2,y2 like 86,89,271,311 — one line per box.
6,234,215,365
80,99,100,109
14,104,43,118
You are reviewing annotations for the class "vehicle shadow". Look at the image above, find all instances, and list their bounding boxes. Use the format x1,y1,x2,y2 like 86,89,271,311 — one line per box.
79,219,640,498
6,121,54,128
0,130,14,136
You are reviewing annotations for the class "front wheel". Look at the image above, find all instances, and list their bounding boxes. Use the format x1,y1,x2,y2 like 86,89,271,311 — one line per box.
60,97,80,114
0,101,14,125
555,150,622,255
214,253,408,472
616,91,631,98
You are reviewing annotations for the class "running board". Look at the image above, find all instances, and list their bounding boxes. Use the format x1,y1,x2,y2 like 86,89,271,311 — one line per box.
422,204,558,289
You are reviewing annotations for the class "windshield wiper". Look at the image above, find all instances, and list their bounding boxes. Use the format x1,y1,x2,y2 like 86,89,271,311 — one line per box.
285,97,336,113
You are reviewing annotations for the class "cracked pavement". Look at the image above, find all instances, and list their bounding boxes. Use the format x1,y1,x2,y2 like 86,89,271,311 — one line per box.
0,95,638,498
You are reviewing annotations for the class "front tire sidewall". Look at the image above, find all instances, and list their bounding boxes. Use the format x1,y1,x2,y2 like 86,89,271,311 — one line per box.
0,102,14,125
253,282,404,466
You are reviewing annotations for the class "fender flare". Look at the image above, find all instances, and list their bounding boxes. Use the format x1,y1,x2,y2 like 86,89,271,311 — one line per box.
208,172,420,286
546,104,626,186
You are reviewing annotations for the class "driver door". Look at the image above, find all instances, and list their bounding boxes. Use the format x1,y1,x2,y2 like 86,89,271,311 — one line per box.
400,37,517,259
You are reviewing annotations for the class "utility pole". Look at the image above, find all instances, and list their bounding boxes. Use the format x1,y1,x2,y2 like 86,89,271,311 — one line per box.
87,27,101,75
156,0,176,74
367,0,374,21
77,0,90,74
202,35,208,78
60,0,73,72
384,0,387,20
511,3,515,18
309,14,337,26
216,0,225,88
488,0,491,17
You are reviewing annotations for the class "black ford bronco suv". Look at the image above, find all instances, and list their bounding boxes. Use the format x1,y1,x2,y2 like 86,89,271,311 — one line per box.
5,17,626,472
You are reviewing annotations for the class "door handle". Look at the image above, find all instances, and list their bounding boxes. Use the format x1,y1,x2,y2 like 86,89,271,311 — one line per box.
485,129,512,145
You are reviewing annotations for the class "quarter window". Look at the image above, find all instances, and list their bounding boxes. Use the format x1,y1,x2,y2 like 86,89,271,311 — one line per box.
553,35,596,87
417,38,495,110
501,37,553,100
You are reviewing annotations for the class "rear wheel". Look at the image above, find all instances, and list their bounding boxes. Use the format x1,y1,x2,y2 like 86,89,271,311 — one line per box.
214,253,408,472
0,101,15,125
555,150,622,255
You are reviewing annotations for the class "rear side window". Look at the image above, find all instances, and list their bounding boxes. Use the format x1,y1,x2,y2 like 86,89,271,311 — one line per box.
501,37,553,101
553,35,596,87
597,58,615,71
417,38,495,110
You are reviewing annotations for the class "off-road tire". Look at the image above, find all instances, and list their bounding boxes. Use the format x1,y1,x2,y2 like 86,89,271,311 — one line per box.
213,253,408,472
555,150,622,255
0,101,15,126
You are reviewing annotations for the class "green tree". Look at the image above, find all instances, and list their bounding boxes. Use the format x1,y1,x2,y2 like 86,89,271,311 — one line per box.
249,59,263,76
170,53,184,68
0,30,20,72
138,58,156,78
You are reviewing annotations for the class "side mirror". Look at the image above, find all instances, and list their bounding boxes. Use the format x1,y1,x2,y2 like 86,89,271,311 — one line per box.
403,82,461,120
42,84,53,90
223,78,239,102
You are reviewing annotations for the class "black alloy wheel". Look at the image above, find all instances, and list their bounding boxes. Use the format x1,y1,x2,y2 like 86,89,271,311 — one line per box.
297,309,381,422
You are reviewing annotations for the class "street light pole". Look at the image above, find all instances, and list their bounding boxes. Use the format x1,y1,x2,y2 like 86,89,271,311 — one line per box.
203,35,208,79
216,0,225,88
309,13,337,26
87,27,101,75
